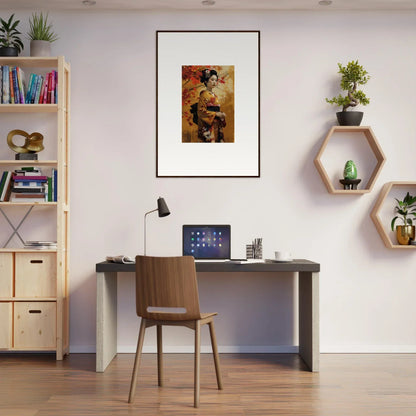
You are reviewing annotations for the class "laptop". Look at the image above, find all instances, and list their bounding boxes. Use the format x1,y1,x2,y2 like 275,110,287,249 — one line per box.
182,225,232,261
182,224,264,263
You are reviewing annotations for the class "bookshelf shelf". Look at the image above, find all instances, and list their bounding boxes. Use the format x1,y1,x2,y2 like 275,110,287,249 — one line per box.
0,56,70,359
0,160,58,166
0,104,58,113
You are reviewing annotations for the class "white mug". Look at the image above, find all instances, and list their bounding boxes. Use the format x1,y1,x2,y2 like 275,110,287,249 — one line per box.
274,251,292,261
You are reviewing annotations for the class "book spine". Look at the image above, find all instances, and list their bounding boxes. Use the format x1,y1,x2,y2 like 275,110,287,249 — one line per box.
34,75,43,104
53,168,57,202
54,70,58,104
0,66,2,103
30,75,40,104
0,172,12,201
42,74,49,104
25,73,35,103
0,171,8,196
12,67,20,104
8,68,15,104
16,67,25,104
47,177,52,202
47,72,53,104
13,175,48,181
2,65,9,103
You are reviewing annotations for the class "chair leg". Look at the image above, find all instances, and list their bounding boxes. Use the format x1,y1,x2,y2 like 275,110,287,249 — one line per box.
208,320,223,390
194,320,201,408
157,324,163,387
128,318,147,403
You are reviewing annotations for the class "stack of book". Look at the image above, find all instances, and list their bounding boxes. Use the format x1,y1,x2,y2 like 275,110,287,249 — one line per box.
0,66,58,104
0,167,58,202
24,241,57,250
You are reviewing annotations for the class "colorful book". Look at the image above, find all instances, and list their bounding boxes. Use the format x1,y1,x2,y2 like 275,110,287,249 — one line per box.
0,171,8,196
42,74,49,104
0,172,13,201
2,65,9,103
47,176,52,202
8,68,14,104
13,175,48,181
11,67,20,104
25,73,35,103
16,67,25,104
53,168,57,202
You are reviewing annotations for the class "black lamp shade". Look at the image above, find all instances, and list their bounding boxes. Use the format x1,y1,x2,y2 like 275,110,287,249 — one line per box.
157,197,170,217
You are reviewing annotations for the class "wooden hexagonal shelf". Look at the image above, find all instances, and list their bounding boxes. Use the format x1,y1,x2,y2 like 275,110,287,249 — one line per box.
314,126,386,194
370,181,416,249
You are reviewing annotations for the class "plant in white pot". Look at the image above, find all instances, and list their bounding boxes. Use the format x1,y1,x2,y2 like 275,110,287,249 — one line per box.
27,12,58,57
391,192,416,245
326,60,370,126
0,14,24,56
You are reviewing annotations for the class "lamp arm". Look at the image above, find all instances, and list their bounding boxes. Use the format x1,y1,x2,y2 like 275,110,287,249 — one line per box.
144,208,158,256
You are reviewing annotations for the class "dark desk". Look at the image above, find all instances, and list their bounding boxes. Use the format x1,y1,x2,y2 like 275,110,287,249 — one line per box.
96,259,320,372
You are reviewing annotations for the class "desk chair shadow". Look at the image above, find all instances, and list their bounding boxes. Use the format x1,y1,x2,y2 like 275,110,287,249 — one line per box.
128,255,223,408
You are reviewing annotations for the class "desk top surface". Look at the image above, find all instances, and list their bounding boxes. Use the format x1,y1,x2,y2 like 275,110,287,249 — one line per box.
96,259,320,273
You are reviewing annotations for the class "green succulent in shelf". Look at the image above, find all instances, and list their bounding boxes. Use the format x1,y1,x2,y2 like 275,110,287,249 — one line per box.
391,192,416,231
27,12,59,42
326,60,370,111
0,14,24,53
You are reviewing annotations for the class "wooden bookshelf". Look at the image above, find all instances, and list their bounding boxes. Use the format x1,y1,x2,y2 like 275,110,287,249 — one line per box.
0,56,70,359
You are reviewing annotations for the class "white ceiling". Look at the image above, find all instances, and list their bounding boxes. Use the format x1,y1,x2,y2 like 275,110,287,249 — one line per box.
2,0,416,11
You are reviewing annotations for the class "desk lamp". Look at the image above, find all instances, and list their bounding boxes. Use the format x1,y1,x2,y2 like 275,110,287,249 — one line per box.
144,197,170,255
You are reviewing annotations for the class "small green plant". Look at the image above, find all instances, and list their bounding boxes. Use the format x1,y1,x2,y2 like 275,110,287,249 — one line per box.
391,192,416,231
0,14,24,53
27,12,58,42
326,60,370,111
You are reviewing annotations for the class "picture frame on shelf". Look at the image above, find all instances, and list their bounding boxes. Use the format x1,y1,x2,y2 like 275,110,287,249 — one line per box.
156,30,260,177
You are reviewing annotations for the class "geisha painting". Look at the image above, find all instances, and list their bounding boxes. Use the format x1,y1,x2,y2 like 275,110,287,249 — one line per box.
182,65,234,143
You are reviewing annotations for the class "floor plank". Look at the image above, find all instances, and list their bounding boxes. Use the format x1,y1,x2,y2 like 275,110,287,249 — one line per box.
0,353,415,415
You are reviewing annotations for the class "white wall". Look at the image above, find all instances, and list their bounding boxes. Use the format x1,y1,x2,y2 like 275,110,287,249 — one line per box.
3,9,416,353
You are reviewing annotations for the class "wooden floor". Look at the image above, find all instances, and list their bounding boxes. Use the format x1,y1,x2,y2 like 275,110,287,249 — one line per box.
0,353,415,416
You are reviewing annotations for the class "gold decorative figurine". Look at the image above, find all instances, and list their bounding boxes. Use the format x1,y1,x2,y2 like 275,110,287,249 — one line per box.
7,129,44,160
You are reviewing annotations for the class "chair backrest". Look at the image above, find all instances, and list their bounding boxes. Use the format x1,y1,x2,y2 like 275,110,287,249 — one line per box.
135,255,202,321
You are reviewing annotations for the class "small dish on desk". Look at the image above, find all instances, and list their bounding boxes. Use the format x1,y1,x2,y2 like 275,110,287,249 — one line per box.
267,258,294,263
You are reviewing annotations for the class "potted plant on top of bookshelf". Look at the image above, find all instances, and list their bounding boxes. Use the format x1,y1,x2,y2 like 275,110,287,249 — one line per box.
0,14,24,56
27,12,58,57
391,192,416,245
326,60,370,126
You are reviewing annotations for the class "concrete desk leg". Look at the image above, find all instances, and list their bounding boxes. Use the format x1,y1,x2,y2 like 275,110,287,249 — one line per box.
298,271,319,372
96,271,118,372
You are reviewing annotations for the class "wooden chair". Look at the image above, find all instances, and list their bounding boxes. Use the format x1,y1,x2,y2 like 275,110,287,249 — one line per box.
128,255,223,408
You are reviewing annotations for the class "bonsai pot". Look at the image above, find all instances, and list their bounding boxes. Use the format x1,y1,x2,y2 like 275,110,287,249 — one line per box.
396,225,415,245
336,111,363,126
30,40,51,57
0,47,18,56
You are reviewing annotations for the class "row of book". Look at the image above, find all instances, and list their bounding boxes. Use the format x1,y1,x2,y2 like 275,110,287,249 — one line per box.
0,65,58,104
0,167,57,202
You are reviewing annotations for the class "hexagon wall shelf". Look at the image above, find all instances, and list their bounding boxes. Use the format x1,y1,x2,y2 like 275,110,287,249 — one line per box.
314,126,386,194
370,181,416,250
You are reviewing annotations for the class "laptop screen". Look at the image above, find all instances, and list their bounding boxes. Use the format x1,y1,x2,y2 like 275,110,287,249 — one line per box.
182,225,231,259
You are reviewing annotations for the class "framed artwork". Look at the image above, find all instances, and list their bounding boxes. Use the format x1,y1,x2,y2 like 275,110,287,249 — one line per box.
156,30,260,177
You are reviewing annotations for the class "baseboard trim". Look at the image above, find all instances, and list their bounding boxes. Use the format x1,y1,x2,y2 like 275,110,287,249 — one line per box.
321,345,416,353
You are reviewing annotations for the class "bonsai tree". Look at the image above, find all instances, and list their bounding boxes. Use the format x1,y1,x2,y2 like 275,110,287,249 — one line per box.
326,60,370,111
391,192,416,231
0,14,24,53
27,12,58,43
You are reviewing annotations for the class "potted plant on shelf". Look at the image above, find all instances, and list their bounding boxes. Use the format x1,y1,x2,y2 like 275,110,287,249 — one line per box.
326,60,370,126
391,192,416,245
27,12,58,57
0,14,24,56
